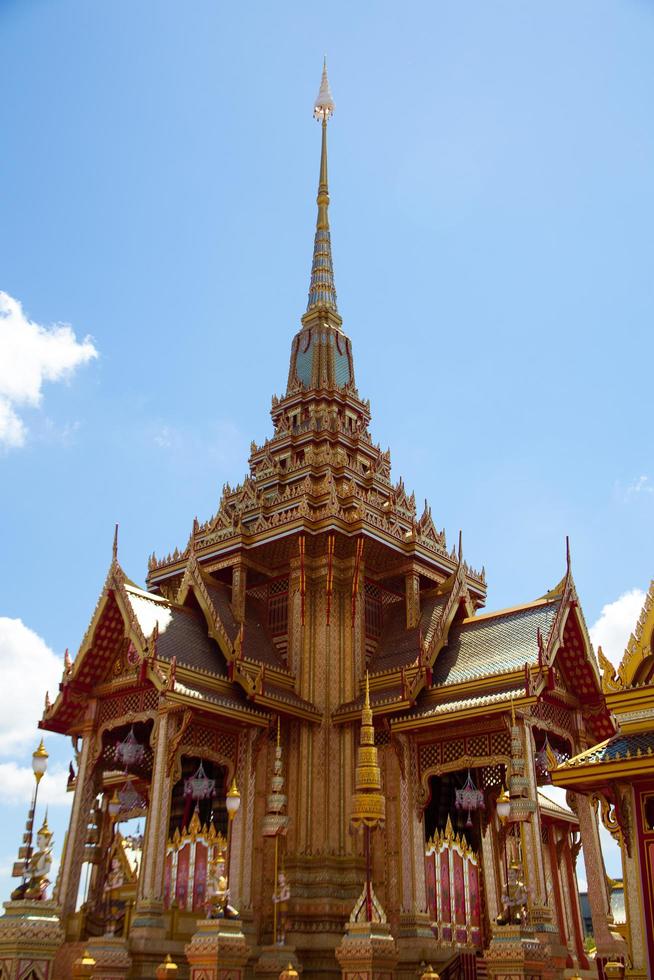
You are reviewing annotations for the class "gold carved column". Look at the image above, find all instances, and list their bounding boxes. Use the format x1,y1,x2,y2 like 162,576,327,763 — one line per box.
569,791,628,961
231,728,256,914
56,708,98,923
231,563,247,624
132,708,174,937
392,735,438,980
405,572,420,630
480,818,501,925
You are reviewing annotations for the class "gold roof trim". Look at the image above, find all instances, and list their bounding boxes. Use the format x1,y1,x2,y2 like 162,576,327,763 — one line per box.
601,579,654,694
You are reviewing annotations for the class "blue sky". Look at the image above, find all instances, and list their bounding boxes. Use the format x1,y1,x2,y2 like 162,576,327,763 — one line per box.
1,0,653,897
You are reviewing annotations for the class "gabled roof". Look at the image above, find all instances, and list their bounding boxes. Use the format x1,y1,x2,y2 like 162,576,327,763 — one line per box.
335,554,614,739
177,559,290,673
41,552,320,734
431,597,561,688
370,590,449,675
551,731,654,793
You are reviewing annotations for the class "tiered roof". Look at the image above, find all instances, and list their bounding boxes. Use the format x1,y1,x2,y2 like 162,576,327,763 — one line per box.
41,66,614,749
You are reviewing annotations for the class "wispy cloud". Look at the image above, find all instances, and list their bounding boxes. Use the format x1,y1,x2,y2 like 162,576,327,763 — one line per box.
624,475,654,499
589,589,646,667
0,291,97,449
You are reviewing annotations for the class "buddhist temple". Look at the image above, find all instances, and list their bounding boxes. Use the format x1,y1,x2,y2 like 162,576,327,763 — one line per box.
0,65,643,980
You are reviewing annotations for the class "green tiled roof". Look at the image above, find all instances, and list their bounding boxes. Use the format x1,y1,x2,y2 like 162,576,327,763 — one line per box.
431,598,562,688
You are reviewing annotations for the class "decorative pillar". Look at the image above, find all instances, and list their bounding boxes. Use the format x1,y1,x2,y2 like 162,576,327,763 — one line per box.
57,715,98,921
231,728,255,914
569,792,628,961
392,737,438,980
480,819,500,925
520,722,547,909
231,563,247,624
557,830,589,972
86,935,132,980
521,721,566,977
620,786,647,977
185,917,251,980
405,572,420,630
484,927,545,980
485,710,546,980
0,900,64,980
130,708,174,972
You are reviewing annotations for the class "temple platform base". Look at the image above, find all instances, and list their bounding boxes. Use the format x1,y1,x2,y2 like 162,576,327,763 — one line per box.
128,901,184,979
86,935,132,979
335,921,398,980
185,916,251,980
0,899,64,980
393,912,440,980
254,943,303,978
485,925,545,980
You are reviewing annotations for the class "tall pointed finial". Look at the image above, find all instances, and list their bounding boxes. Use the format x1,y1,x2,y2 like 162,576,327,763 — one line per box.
458,529,463,563
113,523,119,561
313,57,335,123
565,535,571,574
306,60,338,314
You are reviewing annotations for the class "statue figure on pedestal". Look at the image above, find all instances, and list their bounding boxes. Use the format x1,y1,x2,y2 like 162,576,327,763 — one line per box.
205,849,239,919
272,871,291,944
12,818,54,901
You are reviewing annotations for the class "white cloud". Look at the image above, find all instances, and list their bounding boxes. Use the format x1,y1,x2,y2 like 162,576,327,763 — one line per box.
589,589,646,667
0,761,71,807
0,618,64,755
0,291,97,449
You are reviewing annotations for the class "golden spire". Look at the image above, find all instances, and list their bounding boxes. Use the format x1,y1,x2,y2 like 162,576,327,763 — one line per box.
306,59,338,314
351,673,385,829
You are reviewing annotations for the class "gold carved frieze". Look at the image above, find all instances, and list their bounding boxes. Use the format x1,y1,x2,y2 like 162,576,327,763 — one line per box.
91,689,160,767
417,729,510,778
169,721,238,785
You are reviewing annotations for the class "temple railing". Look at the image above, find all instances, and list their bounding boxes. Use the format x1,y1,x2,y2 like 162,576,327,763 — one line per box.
425,816,482,948
163,809,226,914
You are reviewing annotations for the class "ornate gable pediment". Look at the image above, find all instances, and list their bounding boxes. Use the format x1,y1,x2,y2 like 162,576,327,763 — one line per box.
608,579,654,692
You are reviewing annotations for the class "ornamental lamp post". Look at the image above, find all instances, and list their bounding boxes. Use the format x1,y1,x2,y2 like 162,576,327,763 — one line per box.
225,777,241,895
24,739,49,874
32,739,49,783
108,790,121,823
496,784,511,823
